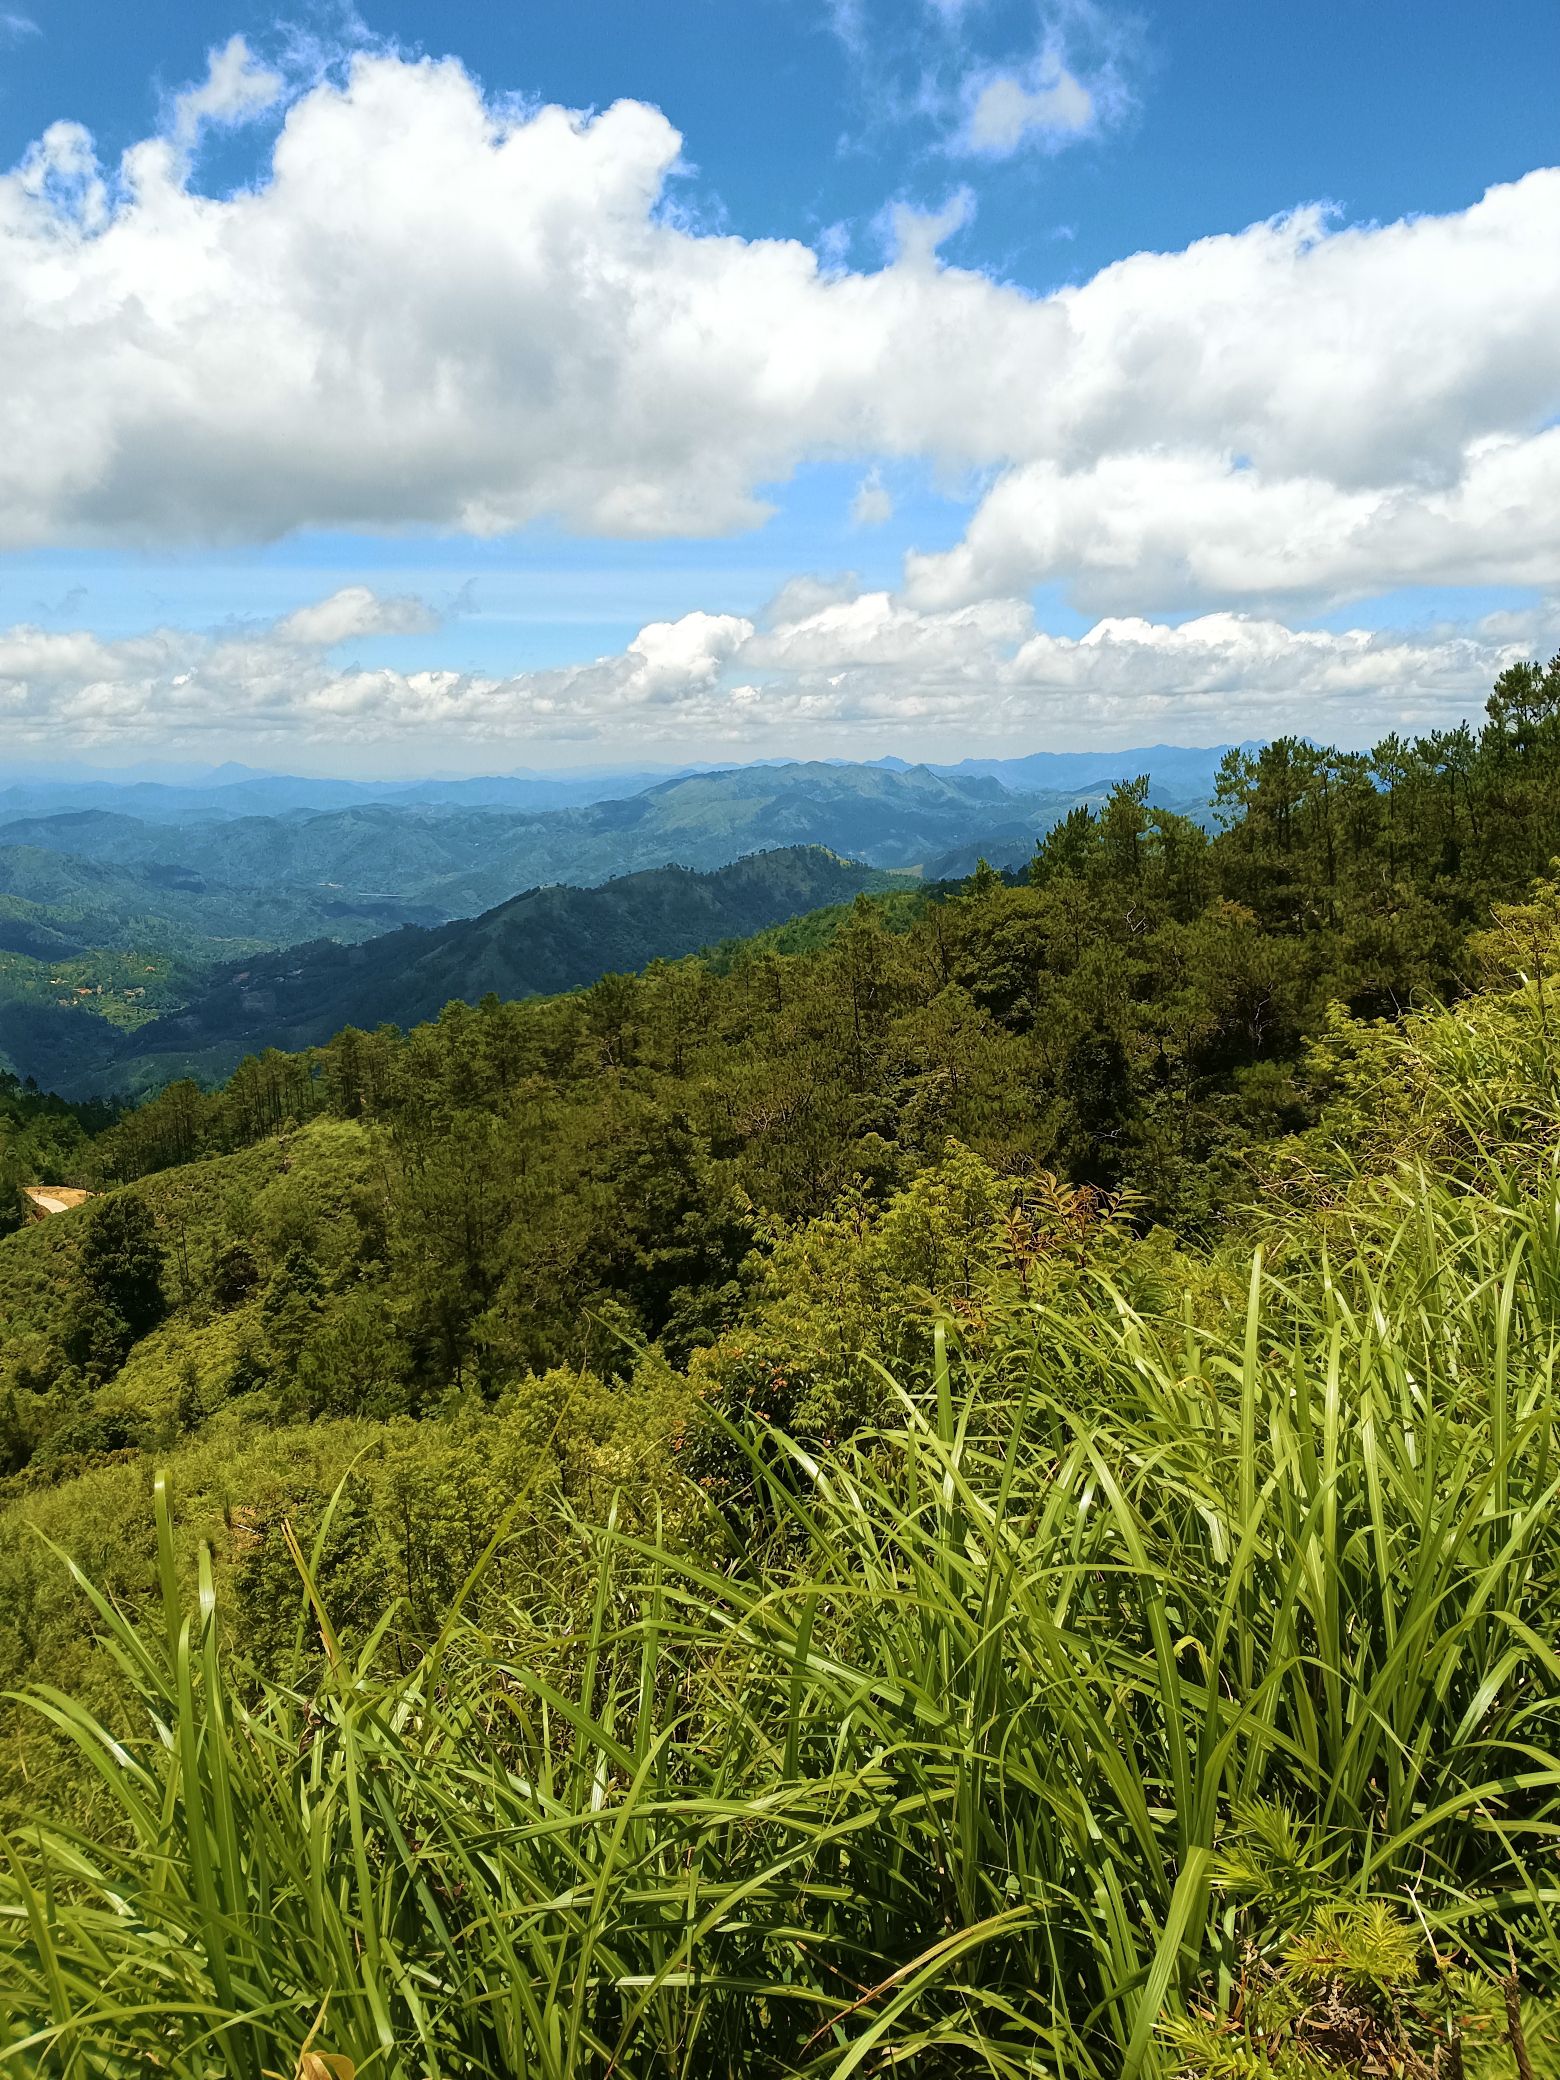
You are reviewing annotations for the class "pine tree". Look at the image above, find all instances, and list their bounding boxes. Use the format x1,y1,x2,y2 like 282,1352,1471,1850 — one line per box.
211,1240,260,1310
60,1192,166,1384
262,1244,326,1368
0,1388,30,1475
75,1193,167,1343
174,1356,204,1436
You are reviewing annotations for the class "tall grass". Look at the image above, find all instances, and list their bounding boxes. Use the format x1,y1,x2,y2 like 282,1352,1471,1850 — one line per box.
5,1163,1560,2074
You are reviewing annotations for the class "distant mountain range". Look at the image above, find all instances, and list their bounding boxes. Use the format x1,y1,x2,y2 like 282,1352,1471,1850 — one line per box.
0,743,1240,828
0,746,1240,1096
0,762,691,822
0,750,1230,917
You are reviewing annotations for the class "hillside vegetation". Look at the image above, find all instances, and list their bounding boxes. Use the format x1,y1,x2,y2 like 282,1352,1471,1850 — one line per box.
5,666,1560,2073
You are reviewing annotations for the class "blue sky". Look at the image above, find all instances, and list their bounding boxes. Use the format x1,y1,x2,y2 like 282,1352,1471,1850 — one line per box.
1,0,1558,772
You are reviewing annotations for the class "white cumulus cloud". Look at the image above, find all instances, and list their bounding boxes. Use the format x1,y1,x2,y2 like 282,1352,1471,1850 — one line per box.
907,432,1560,614
906,177,1560,610
1,48,1559,619
851,469,895,526
274,586,438,647
0,54,1063,550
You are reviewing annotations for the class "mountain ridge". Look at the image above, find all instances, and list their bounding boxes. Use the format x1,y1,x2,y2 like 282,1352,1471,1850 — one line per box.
0,743,1240,830
57,846,906,1094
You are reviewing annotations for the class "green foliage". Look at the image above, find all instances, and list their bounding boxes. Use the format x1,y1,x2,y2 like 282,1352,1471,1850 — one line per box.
173,1354,204,1437
73,1191,165,1339
209,1238,259,1308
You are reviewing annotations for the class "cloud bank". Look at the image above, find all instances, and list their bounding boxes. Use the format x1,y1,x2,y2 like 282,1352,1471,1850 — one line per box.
1,585,1548,759
0,47,1558,620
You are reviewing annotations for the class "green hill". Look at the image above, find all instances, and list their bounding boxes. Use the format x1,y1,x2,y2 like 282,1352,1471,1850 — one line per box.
102,846,903,1089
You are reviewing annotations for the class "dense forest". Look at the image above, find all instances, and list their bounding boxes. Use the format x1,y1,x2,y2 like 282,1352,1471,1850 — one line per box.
4,661,1560,2074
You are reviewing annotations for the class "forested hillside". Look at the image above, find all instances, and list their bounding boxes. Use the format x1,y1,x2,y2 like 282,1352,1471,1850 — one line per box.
101,847,904,1091
5,663,1560,2074
0,839,437,952
10,667,1560,1424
